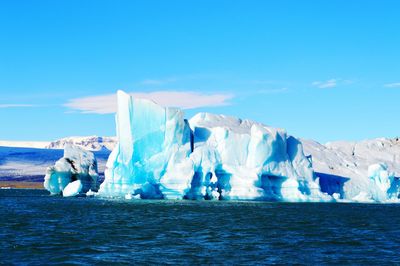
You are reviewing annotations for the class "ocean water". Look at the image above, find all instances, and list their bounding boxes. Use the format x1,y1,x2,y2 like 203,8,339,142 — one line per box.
1,189,400,265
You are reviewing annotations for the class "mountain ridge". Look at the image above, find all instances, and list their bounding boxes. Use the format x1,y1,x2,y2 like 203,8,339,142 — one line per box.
0,136,117,151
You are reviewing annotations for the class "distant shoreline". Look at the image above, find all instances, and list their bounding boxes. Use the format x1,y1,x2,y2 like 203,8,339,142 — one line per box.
0,181,43,189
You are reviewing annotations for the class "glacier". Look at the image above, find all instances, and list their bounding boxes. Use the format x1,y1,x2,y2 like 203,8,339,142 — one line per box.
44,145,99,196
98,90,330,201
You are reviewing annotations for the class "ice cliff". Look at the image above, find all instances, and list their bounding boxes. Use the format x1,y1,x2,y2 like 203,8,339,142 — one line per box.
98,90,328,201
44,145,99,197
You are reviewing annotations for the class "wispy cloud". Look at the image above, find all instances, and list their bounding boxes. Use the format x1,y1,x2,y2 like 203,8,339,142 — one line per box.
65,91,234,114
0,104,37,108
312,79,337,89
384,82,400,88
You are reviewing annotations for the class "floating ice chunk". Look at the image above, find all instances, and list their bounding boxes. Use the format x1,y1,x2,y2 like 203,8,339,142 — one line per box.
63,180,83,197
44,144,99,196
86,189,96,197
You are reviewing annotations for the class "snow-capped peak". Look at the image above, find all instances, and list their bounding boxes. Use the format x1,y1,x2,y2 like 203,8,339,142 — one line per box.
45,136,117,151
0,136,117,151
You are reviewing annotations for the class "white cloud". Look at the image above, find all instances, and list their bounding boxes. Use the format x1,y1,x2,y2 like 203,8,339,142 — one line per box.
384,82,400,88
0,104,37,108
312,79,337,89
65,91,234,114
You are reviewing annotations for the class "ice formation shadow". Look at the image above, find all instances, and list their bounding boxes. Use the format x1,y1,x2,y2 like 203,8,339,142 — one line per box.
259,174,287,201
315,172,350,199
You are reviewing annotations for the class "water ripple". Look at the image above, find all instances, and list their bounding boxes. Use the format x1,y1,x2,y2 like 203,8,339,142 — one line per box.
1,189,400,265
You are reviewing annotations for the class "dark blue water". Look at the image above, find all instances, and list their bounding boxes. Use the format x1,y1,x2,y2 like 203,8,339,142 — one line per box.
1,189,400,265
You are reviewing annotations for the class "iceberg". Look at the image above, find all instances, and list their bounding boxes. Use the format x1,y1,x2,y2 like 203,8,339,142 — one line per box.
98,90,329,201
44,145,99,196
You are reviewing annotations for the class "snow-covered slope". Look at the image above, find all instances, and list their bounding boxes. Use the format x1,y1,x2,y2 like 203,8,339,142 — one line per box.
302,138,400,178
46,136,116,151
0,136,117,151
0,140,50,149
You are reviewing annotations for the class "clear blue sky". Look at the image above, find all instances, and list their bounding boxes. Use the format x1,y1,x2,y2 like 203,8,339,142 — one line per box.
1,0,399,143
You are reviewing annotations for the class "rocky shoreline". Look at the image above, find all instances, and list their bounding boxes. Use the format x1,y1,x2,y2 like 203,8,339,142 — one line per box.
0,181,43,189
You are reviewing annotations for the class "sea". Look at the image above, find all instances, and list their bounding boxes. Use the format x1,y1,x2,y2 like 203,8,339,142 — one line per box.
1,189,400,265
